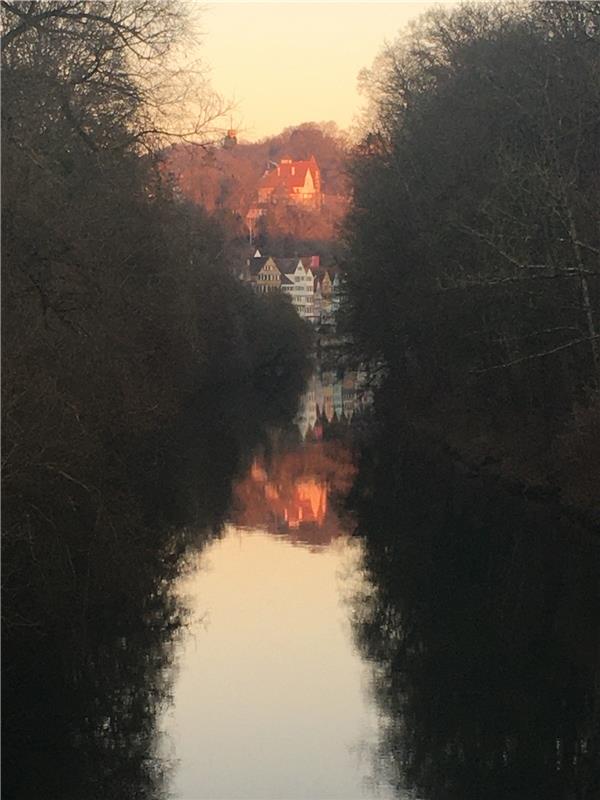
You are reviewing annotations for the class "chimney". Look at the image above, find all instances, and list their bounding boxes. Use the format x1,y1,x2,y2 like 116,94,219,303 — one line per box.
311,255,320,268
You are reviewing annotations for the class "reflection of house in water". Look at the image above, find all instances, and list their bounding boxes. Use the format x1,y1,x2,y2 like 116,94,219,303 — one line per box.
333,380,343,420
342,373,357,420
323,373,334,423
283,479,327,528
231,443,356,547
294,369,372,440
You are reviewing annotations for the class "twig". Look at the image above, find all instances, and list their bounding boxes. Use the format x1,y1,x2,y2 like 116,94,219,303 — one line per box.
472,335,600,373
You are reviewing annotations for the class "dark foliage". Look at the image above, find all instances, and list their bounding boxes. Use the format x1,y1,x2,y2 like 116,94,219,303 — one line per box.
1,4,312,797
344,1,600,506
348,400,600,800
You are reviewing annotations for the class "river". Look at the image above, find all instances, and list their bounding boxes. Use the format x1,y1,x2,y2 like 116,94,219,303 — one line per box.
3,364,599,800
160,367,393,799
158,364,599,800
160,528,391,800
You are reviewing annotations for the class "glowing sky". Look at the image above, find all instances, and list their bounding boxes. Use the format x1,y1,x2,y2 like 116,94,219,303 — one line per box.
197,1,443,141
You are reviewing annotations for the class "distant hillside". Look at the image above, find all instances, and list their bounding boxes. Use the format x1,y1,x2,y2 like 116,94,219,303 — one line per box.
161,122,350,241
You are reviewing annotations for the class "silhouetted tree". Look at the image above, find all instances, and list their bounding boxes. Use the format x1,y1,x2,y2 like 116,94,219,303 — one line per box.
2,5,312,797
344,1,600,504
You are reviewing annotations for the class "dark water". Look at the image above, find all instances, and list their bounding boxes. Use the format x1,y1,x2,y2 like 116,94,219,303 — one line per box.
349,424,600,800
3,371,599,799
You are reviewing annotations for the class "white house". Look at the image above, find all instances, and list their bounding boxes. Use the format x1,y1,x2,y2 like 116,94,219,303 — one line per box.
284,259,317,323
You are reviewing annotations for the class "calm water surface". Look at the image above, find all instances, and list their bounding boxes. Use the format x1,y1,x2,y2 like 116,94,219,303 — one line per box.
160,371,399,799
5,366,598,800
162,527,395,800
157,379,600,800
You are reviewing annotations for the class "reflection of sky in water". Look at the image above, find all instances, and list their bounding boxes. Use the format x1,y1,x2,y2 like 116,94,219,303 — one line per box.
161,526,395,800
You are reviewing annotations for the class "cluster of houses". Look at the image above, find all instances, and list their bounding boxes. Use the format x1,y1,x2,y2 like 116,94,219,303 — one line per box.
239,250,341,324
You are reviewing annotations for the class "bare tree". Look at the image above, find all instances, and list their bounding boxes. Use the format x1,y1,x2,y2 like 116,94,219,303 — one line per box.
1,0,230,148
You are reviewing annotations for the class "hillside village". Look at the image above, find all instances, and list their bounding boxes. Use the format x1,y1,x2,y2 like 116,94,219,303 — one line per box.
239,250,341,325
162,124,349,244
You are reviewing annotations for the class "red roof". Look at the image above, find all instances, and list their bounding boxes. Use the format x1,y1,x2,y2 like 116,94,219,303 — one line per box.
258,155,319,192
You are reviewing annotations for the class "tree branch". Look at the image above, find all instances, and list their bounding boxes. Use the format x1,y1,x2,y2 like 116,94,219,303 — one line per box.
472,334,600,373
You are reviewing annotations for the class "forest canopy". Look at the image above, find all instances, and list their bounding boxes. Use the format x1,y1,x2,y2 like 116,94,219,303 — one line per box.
344,0,600,507
1,0,312,635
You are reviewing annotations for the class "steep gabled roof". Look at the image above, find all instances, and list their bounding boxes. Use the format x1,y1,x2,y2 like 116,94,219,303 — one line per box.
313,265,340,284
275,257,300,274
257,156,320,193
248,256,269,276
246,255,322,280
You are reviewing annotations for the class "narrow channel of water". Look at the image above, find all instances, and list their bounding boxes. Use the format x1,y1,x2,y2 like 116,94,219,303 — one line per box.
161,525,394,800
7,358,595,800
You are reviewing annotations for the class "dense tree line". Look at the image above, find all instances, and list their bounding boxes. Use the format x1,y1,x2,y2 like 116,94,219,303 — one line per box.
344,1,600,508
1,5,312,795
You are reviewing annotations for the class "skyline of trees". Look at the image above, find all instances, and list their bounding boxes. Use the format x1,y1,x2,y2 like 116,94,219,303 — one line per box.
2,9,313,794
344,0,600,508
2,2,599,798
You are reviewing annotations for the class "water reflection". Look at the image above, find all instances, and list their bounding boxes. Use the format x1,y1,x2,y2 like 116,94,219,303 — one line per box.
9,355,597,800
295,367,371,441
161,433,397,799
162,527,392,800
230,441,356,546
2,546,182,800
349,430,600,800
2,381,305,800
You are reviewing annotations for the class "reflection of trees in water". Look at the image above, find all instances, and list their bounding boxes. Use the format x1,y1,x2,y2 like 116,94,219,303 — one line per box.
4,580,180,799
350,430,600,800
2,384,304,800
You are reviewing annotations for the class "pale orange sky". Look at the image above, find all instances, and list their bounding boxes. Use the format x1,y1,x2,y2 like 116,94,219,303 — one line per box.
196,1,445,141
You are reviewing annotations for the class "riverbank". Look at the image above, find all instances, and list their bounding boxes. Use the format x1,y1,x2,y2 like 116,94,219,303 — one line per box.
2,362,311,800
348,405,600,800
341,2,600,530
354,372,600,532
